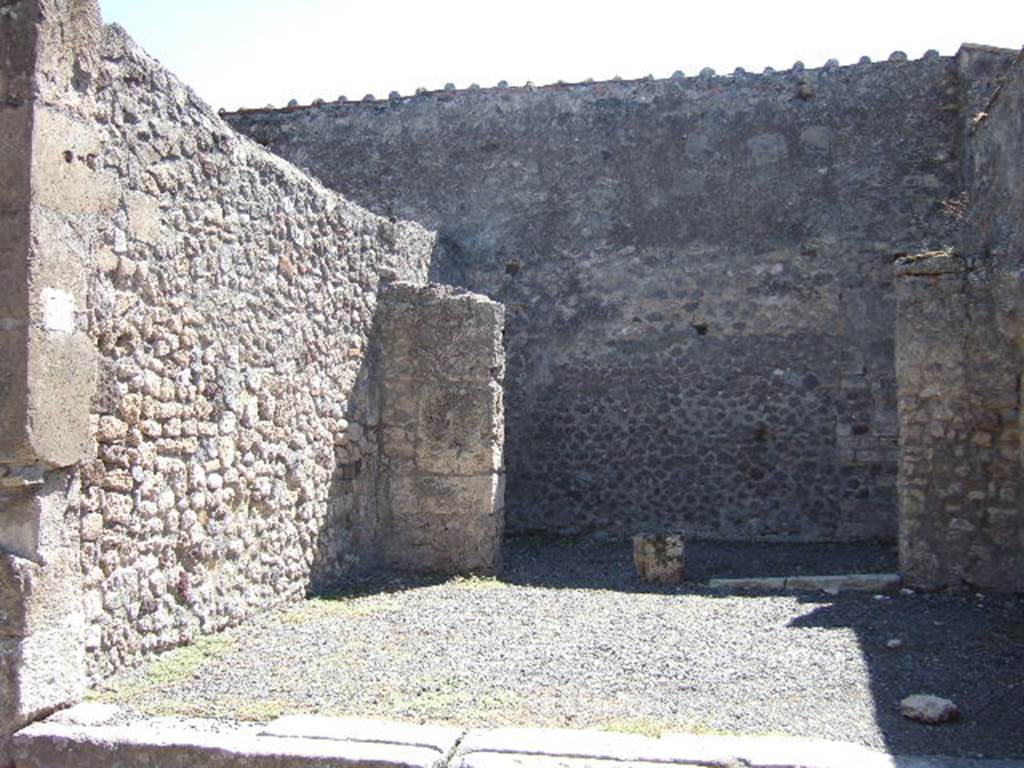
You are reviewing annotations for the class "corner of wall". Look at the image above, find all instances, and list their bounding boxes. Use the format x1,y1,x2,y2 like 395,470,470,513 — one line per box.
0,1,105,761
895,45,1024,592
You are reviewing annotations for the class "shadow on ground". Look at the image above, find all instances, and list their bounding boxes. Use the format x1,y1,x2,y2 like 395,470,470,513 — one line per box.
345,533,1020,759
288,534,1024,758
789,590,1024,759
499,532,898,591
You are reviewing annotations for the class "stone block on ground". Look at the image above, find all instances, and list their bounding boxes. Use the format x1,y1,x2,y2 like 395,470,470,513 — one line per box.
900,694,961,724
632,534,684,584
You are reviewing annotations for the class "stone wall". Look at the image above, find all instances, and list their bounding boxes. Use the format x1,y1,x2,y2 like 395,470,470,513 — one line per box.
1,2,105,761
895,47,1024,592
373,283,505,573
75,22,434,676
0,5,437,754
227,54,976,541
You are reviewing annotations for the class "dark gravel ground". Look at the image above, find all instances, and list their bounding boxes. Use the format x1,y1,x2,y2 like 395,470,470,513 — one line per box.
95,535,1023,759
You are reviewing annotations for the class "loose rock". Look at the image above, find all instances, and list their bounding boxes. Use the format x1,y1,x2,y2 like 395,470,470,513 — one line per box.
632,533,684,584
900,694,960,724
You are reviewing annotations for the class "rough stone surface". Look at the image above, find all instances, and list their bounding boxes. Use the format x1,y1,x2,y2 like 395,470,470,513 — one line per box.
0,0,97,709
226,54,987,542
452,727,1022,768
13,717,455,768
261,715,463,753
0,7,106,756
65,22,434,680
900,694,961,724
91,538,1024,758
632,534,684,584
3,2,1024,764
373,283,506,574
894,47,1024,592
0,0,437,712
14,713,1024,768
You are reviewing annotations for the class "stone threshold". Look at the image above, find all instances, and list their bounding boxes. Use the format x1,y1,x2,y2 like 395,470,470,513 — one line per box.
12,704,1022,768
708,572,902,595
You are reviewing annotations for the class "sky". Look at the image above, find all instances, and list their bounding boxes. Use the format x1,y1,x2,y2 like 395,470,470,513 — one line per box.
97,1,1023,112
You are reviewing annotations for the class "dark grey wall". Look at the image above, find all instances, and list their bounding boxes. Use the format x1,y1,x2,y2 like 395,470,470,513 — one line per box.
229,55,977,541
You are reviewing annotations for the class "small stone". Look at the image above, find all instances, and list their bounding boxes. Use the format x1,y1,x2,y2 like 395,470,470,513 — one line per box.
900,694,960,724
97,415,129,443
699,67,715,78
671,70,685,79
859,55,872,64
633,533,685,584
889,51,908,62
287,99,298,107
206,473,224,491
886,638,903,650
81,513,103,542
444,83,456,92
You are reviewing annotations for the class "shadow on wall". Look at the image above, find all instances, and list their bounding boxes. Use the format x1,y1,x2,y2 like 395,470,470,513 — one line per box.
308,353,379,595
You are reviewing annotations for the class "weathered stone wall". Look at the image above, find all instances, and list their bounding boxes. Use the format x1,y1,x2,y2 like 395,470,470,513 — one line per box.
895,47,1024,592
1,2,105,761
0,2,436,729
227,56,974,540
75,29,434,676
373,283,505,573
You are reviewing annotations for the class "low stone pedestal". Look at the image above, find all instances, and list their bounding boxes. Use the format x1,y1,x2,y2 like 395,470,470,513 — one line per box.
632,534,685,584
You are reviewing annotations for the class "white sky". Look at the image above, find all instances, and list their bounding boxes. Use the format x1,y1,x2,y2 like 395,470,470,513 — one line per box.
97,1,1023,111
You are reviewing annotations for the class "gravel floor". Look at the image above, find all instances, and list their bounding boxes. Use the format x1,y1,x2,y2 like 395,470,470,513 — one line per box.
95,535,1024,759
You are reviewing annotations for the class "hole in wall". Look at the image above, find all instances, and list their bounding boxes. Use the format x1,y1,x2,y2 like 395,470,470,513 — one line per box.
692,322,708,335
505,260,521,276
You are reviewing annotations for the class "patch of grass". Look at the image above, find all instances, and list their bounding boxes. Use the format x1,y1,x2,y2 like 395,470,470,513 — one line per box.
232,698,302,722
600,718,742,739
279,595,396,625
447,575,507,591
600,718,669,738
135,697,210,718
89,635,236,702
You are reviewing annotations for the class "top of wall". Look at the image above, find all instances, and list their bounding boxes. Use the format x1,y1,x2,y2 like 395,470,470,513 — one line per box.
226,44,1018,117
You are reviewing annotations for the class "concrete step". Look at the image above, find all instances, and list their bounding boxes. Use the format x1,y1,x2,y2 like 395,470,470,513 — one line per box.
13,706,1023,768
452,727,1023,768
13,706,460,768
708,572,901,594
